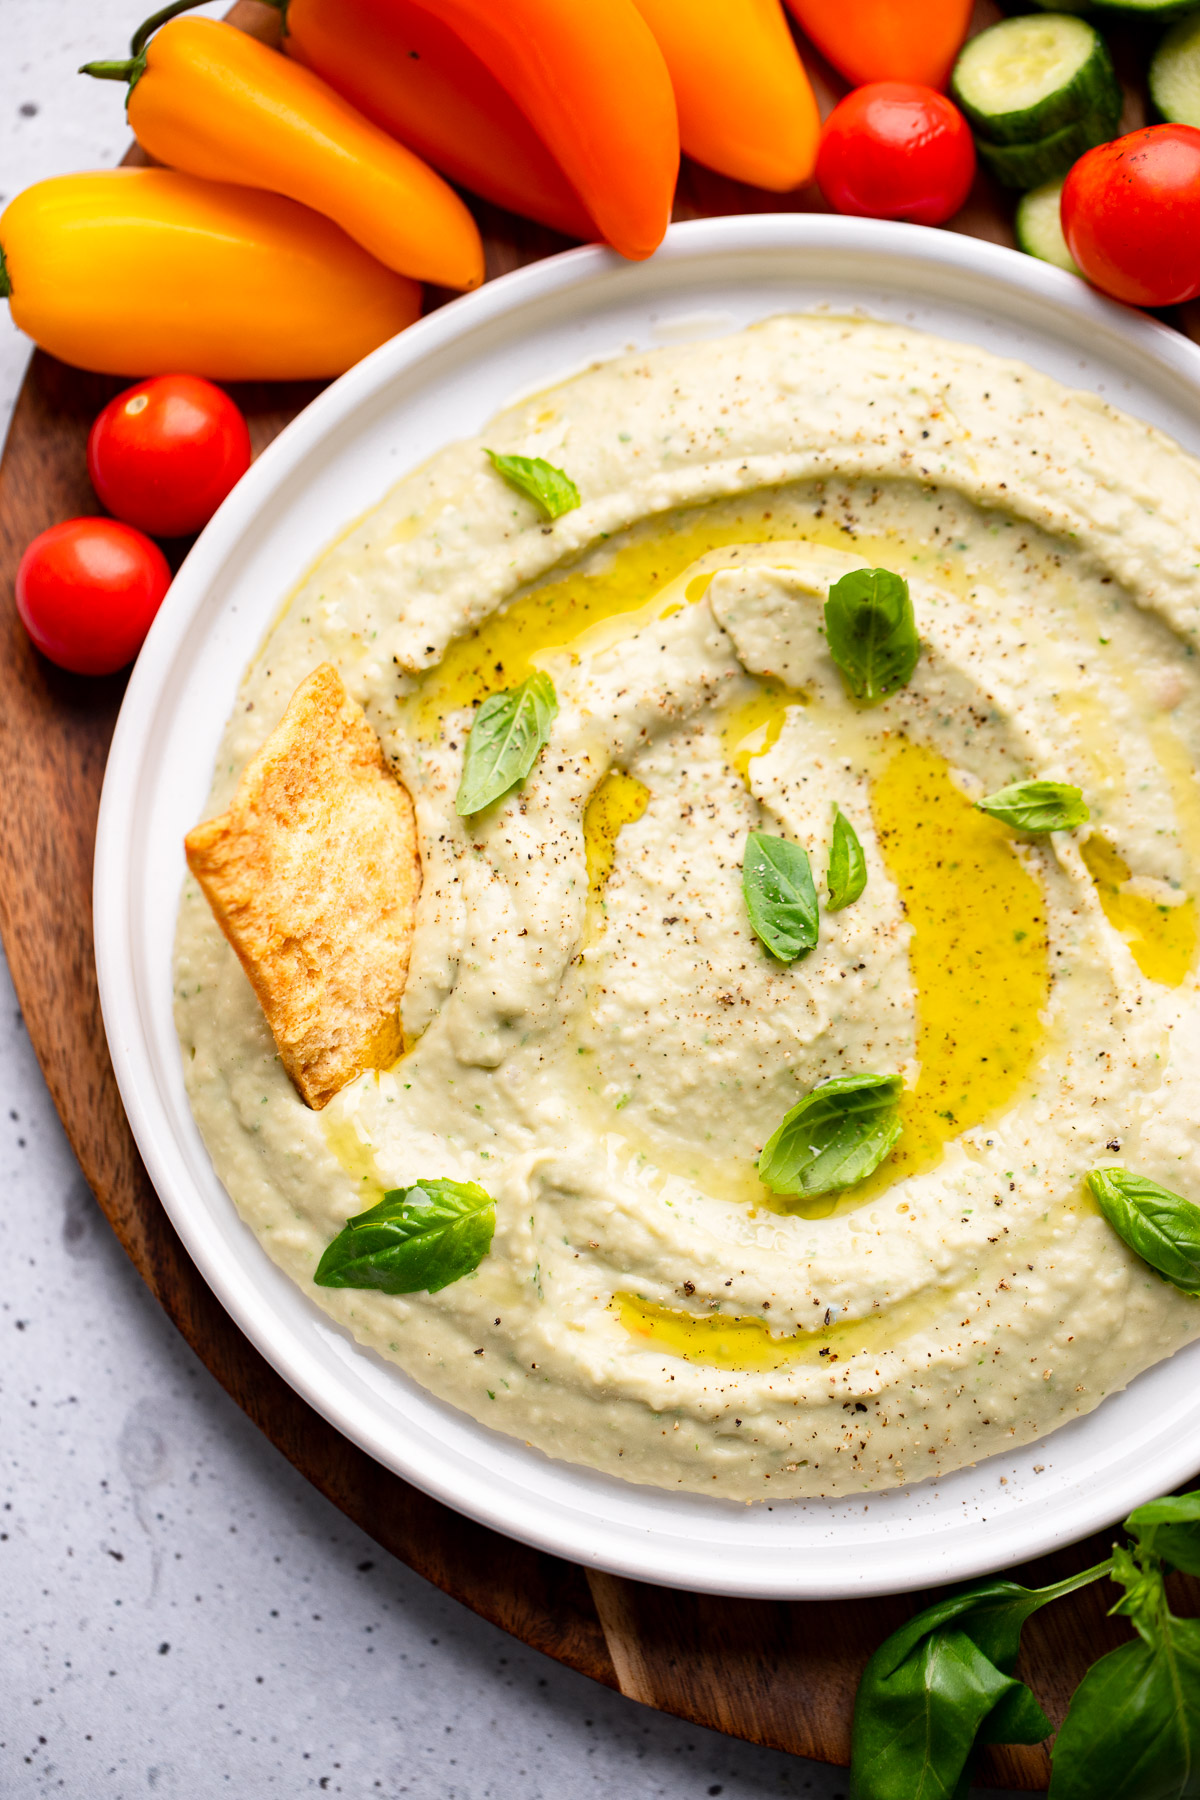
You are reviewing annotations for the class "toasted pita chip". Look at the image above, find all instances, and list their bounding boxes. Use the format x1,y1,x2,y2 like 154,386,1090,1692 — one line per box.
185,663,421,1109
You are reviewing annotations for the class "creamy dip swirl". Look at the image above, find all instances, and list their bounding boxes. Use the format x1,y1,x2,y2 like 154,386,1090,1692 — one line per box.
176,315,1200,1498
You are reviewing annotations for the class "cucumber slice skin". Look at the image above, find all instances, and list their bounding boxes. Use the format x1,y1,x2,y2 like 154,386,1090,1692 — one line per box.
1092,0,1200,16
953,16,1121,145
1150,12,1200,127
1015,177,1083,272
977,101,1121,187
1029,0,1197,13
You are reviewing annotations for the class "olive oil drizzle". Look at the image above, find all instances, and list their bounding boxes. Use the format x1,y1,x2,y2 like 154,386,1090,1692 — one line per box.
615,1192,1089,1371
1080,833,1196,987
865,741,1051,1194
719,680,807,781
405,516,766,743
583,769,650,908
402,493,920,744
323,1112,387,1208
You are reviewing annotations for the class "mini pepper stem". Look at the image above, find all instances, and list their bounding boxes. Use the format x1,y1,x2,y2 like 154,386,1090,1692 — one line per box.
78,56,145,83
128,0,211,59
79,0,216,93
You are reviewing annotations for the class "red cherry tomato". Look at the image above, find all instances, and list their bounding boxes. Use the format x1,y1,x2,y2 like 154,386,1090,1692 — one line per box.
1062,125,1200,309
87,374,252,539
15,518,171,676
816,82,976,226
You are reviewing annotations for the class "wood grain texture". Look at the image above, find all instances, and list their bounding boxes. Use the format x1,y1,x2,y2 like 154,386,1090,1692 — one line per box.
0,2,1196,1788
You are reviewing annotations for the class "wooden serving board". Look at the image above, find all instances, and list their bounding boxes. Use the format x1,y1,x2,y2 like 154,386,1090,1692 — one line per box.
2,4,1197,1788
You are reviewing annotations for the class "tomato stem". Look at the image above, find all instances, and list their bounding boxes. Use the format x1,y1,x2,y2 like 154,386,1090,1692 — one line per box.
0,244,10,303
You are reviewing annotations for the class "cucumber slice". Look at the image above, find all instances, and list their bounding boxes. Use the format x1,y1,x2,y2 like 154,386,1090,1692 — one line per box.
977,102,1120,187
1151,11,1200,126
1032,0,1197,10
1092,0,1199,16
952,15,1120,144
1015,178,1083,273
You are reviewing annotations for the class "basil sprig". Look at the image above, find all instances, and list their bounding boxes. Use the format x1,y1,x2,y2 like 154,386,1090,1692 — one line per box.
1088,1166,1200,1295
456,670,557,816
742,830,819,962
313,1178,495,1295
1048,1497,1200,1800
824,568,920,705
485,449,580,520
976,779,1089,833
758,1072,902,1198
849,1490,1200,1800
826,807,867,911
1049,1560,1200,1800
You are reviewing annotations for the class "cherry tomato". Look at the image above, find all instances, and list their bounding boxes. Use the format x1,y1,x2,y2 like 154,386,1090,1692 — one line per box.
816,82,976,226
87,374,252,539
16,518,171,676
1062,126,1200,309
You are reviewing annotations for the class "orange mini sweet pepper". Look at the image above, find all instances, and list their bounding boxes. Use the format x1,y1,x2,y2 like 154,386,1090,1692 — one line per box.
634,0,820,191
280,0,595,243
280,0,680,253
784,0,973,91
424,0,678,260
0,170,421,380
81,3,483,290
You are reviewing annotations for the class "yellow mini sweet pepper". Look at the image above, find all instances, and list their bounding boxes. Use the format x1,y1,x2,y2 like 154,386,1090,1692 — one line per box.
0,169,422,380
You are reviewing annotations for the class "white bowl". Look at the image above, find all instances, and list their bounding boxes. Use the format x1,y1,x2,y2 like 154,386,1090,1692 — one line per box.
95,214,1200,1600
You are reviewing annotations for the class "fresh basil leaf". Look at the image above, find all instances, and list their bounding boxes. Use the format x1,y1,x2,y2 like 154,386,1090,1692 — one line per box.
1127,1493,1200,1579
1088,1167,1200,1296
824,567,920,705
485,449,580,520
976,779,1089,833
456,671,557,816
1048,1616,1200,1800
742,829,819,962
851,1625,1039,1800
849,1569,1105,1800
758,1071,902,1197
313,1177,495,1295
827,807,867,911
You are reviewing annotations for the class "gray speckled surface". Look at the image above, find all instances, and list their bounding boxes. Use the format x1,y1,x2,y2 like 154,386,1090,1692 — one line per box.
0,950,850,1798
0,5,1028,1792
